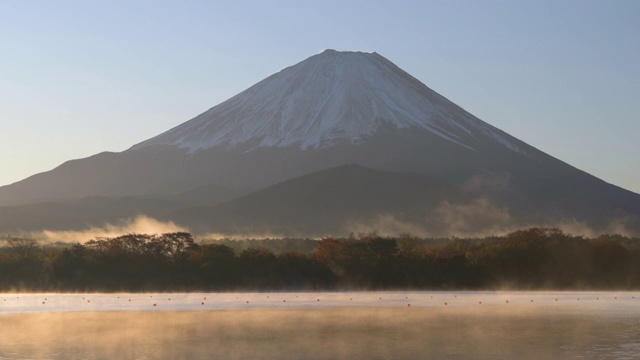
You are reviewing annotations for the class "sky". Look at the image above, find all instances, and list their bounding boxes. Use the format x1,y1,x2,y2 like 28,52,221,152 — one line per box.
1,0,639,193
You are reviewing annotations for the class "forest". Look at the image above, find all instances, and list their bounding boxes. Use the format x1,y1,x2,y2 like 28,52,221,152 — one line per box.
0,228,639,292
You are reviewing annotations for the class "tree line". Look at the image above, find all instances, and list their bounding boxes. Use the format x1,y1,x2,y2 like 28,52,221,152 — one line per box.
0,228,639,291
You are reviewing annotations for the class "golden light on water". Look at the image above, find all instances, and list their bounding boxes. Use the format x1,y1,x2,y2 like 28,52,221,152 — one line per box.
1,292,639,359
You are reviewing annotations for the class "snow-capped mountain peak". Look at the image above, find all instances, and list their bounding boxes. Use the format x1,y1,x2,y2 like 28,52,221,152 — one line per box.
131,50,525,154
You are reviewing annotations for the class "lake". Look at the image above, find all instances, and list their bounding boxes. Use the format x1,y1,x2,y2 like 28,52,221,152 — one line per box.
1,291,639,359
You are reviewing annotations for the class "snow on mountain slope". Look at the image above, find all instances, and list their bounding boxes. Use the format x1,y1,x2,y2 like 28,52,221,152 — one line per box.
131,50,526,154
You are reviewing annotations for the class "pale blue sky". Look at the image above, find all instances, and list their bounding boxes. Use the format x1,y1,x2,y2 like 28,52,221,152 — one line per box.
1,0,639,193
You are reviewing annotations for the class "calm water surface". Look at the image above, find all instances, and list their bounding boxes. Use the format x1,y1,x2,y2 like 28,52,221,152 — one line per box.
1,291,639,359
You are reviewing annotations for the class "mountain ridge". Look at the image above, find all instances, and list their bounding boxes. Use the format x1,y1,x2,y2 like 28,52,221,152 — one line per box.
0,50,639,235
161,164,480,236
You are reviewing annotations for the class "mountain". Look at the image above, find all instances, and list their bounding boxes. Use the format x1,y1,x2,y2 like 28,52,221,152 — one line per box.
131,50,525,154
0,196,180,233
0,184,249,233
161,164,479,236
1,49,639,235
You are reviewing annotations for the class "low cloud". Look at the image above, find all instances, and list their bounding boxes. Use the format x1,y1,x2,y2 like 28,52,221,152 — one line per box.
345,215,432,238
200,231,293,241
34,215,188,243
344,199,640,239
345,199,516,238
432,198,514,237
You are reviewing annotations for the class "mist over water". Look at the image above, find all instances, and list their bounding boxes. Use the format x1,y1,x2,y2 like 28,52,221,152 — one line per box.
1,292,639,359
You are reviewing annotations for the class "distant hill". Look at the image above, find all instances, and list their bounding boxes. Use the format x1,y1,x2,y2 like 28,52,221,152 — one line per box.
0,184,248,233
162,164,481,236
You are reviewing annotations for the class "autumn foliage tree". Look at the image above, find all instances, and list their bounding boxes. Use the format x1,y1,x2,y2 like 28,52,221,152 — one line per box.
0,228,639,291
